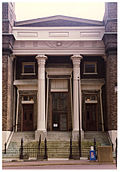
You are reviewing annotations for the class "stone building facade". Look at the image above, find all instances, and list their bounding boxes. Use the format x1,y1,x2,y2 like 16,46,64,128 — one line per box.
2,2,117,150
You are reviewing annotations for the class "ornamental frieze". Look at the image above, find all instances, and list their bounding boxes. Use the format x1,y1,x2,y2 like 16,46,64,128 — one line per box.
13,40,104,50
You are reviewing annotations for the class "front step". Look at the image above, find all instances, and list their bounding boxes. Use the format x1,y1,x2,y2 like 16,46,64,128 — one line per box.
47,131,71,141
2,132,35,159
3,131,111,159
11,131,35,142
84,131,110,145
21,140,79,159
47,141,79,159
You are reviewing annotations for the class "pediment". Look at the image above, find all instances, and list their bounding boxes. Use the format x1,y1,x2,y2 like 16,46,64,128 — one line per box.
15,15,103,27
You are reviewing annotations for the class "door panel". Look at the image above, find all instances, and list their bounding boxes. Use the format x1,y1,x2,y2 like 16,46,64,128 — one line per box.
52,112,60,131
85,104,97,131
52,93,68,131
23,104,33,131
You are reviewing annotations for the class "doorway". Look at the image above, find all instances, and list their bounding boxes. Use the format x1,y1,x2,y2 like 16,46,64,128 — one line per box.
85,103,97,131
22,104,34,131
52,92,68,131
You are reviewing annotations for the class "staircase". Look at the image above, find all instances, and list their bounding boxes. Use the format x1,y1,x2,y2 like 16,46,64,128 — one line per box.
84,131,110,145
2,131,111,160
47,131,71,141
46,132,79,159
2,132,35,159
81,131,111,158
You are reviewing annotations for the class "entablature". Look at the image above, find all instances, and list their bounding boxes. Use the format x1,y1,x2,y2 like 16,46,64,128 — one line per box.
12,26,105,41
13,40,105,55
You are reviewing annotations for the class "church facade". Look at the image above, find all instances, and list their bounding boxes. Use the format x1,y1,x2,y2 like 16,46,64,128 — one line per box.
2,2,117,150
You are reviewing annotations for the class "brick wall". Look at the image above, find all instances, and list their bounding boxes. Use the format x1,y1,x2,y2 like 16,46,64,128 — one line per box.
2,3,16,33
2,55,8,130
103,2,117,131
2,2,16,131
106,52,117,130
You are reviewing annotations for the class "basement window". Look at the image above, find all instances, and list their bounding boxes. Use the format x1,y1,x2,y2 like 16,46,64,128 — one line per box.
84,62,97,74
21,62,35,75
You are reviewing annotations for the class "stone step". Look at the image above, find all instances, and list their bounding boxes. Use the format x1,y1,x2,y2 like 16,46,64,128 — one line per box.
47,131,71,141
3,131,110,159
11,132,35,142
84,131,110,145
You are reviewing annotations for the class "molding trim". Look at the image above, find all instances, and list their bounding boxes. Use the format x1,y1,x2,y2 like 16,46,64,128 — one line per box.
13,26,105,41
13,40,105,55
46,68,72,75
81,79,105,90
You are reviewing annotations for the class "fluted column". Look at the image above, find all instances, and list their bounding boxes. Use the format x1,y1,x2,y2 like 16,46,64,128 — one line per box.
71,54,83,139
35,54,47,139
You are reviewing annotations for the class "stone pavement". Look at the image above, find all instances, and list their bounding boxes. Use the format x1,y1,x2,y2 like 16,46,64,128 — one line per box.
2,159,117,170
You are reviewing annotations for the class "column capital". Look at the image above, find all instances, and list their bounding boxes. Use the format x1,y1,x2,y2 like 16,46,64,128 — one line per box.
36,54,47,60
9,54,16,61
71,54,83,65
36,54,48,65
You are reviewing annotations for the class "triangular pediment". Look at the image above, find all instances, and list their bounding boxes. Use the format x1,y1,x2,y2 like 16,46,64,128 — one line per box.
15,15,103,27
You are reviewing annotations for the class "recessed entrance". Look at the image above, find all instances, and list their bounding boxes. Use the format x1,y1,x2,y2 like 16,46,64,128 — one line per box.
47,78,72,131
52,92,68,131
22,104,34,131
85,103,97,131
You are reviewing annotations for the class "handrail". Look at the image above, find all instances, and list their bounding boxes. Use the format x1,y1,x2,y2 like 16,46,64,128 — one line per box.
44,137,48,159
69,136,73,159
115,138,117,167
19,138,24,159
37,135,41,159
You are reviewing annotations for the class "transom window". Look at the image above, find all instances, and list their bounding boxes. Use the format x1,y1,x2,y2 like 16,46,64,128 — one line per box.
22,96,34,101
85,95,97,101
85,94,98,103
84,62,97,74
22,62,35,75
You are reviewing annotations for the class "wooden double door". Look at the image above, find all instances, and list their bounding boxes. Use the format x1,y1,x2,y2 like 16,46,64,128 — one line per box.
85,103,97,131
22,104,34,131
49,92,70,131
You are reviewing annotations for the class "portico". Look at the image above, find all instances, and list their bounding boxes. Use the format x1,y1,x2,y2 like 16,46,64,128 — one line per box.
23,53,84,140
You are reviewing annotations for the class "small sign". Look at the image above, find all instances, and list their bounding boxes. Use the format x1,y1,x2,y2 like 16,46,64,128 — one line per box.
53,123,58,127
90,150,96,161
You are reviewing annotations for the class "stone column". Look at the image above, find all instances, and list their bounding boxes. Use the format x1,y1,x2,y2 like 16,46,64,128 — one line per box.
7,54,15,131
71,54,83,140
35,54,47,140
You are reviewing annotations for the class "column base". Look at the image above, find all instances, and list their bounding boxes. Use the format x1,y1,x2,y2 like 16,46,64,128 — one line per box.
35,130,47,141
72,130,84,141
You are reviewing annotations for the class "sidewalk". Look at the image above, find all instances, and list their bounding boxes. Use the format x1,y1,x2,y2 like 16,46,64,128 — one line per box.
2,158,116,167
